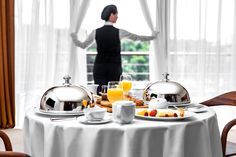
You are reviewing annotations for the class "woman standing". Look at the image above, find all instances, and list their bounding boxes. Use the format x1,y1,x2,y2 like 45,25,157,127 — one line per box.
71,4,156,94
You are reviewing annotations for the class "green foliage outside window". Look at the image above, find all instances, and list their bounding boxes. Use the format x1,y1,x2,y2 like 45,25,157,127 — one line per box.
121,40,149,51
122,55,149,80
87,40,150,83
87,40,150,52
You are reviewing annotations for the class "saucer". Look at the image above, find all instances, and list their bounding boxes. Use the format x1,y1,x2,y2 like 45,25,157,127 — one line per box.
187,106,208,113
79,116,112,125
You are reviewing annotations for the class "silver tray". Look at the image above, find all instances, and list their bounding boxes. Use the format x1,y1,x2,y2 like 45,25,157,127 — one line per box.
34,107,84,116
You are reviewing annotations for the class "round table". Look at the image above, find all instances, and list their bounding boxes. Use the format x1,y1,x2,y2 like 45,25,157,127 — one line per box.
24,107,223,157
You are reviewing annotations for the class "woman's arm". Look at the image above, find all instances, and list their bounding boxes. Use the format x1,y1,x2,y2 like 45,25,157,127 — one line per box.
71,30,95,49
119,29,156,41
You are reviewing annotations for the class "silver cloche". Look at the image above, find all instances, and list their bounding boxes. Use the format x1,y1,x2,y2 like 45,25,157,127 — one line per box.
40,75,94,112
143,73,190,105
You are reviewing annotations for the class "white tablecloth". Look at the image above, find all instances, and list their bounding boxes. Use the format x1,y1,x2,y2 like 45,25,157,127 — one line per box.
24,108,223,157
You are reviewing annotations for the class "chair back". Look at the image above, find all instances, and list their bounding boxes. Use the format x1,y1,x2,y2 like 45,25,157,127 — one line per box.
0,130,30,157
200,91,236,157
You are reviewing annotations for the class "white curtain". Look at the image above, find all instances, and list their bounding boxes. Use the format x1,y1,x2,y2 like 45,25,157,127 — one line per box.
15,0,90,128
140,0,236,102
139,0,170,81
168,0,236,101
232,1,236,88
68,0,90,85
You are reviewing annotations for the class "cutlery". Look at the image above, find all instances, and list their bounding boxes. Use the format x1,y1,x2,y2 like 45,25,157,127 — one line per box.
169,104,204,111
168,105,182,110
50,117,78,122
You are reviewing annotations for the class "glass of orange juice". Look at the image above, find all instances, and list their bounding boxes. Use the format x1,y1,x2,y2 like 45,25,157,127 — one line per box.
107,81,123,103
120,74,132,97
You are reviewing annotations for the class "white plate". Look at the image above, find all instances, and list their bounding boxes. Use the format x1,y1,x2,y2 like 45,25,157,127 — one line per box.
34,107,84,116
135,109,195,121
145,101,190,107
79,116,112,124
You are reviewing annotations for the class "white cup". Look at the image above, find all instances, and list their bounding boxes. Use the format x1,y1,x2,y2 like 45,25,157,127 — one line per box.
112,101,135,124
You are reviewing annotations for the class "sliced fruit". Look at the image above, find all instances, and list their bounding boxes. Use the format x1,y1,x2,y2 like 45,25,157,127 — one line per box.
149,109,157,117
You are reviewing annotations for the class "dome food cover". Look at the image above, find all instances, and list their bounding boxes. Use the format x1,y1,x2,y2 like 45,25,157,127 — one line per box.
143,73,190,105
40,75,94,112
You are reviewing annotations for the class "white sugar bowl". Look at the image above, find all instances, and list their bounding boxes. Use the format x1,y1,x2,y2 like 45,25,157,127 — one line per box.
148,98,168,109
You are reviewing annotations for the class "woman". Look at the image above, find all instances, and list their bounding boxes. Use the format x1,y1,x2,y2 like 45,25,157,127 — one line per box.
71,4,156,94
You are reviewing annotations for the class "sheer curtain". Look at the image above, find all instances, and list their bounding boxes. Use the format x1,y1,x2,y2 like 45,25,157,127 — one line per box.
139,0,170,81
15,0,89,128
140,0,236,102
69,0,90,85
168,0,236,101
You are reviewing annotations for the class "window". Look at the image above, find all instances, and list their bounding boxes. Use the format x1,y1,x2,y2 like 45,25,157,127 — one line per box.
86,40,150,84
80,0,154,85
168,0,235,100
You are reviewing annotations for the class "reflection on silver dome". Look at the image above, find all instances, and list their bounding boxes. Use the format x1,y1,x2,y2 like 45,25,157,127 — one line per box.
143,73,190,105
40,75,94,112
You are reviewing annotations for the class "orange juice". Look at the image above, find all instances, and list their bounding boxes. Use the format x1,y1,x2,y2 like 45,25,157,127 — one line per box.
121,81,132,93
107,88,123,103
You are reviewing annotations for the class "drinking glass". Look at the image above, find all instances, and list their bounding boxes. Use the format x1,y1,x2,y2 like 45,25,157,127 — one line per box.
107,81,123,103
100,85,108,100
120,74,132,96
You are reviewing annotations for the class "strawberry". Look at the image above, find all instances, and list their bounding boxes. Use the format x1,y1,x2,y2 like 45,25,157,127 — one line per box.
149,109,157,117
144,111,149,116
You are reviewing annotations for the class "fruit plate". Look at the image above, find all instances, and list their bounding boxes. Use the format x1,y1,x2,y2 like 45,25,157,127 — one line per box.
135,109,195,121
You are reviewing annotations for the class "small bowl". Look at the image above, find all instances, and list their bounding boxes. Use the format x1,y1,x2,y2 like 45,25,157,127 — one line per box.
83,107,106,121
148,98,168,109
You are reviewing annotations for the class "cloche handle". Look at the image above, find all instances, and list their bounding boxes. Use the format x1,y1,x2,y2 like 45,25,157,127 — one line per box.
162,72,170,82
63,75,72,86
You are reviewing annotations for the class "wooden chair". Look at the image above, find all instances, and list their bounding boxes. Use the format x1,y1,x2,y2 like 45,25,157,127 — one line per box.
0,130,30,157
201,91,236,157
221,119,236,157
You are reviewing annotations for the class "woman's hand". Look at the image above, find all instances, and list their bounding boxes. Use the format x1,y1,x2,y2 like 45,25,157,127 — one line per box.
70,32,77,40
152,31,158,39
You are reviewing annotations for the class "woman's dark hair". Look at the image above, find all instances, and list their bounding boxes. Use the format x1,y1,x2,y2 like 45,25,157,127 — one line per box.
101,5,118,21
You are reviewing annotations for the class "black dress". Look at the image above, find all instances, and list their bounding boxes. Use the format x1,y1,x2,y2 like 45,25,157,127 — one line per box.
93,25,122,94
